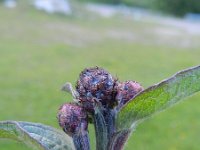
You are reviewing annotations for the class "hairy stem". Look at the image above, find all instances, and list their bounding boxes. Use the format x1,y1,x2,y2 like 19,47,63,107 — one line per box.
108,130,130,150
73,132,90,150
93,107,108,150
104,109,116,140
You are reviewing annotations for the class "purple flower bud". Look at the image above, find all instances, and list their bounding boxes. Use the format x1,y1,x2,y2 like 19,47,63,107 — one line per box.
57,103,88,136
76,67,117,111
116,81,144,109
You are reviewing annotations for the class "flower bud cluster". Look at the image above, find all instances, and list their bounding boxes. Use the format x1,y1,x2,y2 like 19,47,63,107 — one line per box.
58,67,143,136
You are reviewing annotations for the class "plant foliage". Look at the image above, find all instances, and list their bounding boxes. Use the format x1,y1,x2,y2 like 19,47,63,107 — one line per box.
0,121,75,150
1,66,200,150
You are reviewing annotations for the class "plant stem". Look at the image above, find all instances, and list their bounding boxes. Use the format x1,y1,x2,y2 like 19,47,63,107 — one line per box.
104,109,116,140
73,132,90,150
108,130,130,150
93,106,108,150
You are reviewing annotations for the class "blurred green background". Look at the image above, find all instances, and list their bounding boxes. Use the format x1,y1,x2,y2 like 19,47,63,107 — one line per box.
0,0,200,150
81,0,200,16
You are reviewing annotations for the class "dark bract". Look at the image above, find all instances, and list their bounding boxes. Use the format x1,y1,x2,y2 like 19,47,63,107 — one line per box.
115,81,144,109
76,67,117,111
57,103,88,136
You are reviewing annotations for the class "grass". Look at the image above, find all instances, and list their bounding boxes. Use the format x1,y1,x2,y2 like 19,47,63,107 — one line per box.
0,2,200,150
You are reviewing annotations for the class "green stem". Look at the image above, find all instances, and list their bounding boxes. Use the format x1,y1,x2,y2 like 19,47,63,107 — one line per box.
73,132,90,150
93,107,108,150
104,109,116,140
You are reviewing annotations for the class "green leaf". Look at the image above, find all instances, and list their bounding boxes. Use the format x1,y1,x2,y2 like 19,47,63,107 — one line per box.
0,121,75,150
116,65,200,131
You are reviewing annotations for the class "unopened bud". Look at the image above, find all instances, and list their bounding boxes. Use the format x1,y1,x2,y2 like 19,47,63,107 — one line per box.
76,67,117,111
116,81,144,109
57,103,88,136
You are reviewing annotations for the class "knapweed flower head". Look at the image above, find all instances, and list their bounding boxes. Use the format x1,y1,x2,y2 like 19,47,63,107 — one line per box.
76,67,117,111
58,67,145,150
58,103,88,136
115,81,144,109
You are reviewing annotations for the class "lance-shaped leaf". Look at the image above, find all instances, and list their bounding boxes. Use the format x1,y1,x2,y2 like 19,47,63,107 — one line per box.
0,121,75,150
116,65,200,131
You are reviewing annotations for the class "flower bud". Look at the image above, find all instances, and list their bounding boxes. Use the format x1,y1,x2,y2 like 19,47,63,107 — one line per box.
116,81,144,109
57,103,88,136
76,67,117,111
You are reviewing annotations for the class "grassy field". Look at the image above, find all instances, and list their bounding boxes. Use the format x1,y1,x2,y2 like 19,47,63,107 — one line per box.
0,2,200,150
